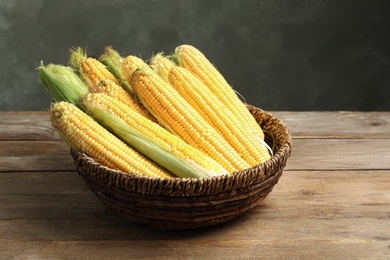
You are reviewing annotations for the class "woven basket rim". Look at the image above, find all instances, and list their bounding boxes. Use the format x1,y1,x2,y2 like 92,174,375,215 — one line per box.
72,105,292,197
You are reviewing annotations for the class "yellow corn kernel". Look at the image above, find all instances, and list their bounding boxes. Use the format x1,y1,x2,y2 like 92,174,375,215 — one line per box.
83,93,229,176
50,101,174,178
81,57,119,87
150,53,176,80
92,78,132,104
175,44,265,140
130,67,251,173
70,47,119,88
121,55,153,83
93,79,156,122
168,66,271,166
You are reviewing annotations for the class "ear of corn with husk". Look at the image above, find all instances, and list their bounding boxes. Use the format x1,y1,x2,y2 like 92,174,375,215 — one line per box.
37,44,273,179
69,47,156,122
37,61,88,105
125,58,251,173
174,45,267,142
167,65,271,165
99,46,134,95
81,93,228,178
50,101,174,178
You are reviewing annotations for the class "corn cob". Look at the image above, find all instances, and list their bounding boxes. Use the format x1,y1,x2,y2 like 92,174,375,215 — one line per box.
70,47,119,87
129,66,251,173
37,61,146,118
99,46,134,94
168,66,271,165
175,44,266,140
70,48,155,122
93,79,156,122
150,53,176,80
121,55,152,83
82,93,228,178
50,101,174,178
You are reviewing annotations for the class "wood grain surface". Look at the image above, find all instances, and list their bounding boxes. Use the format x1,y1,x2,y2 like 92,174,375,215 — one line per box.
1,111,389,259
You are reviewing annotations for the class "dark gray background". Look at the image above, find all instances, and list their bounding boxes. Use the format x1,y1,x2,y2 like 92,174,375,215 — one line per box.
1,0,389,111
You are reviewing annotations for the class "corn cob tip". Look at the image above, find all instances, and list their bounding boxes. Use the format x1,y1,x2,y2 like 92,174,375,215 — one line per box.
174,44,195,54
121,55,152,83
99,46,134,95
37,63,88,105
150,52,164,64
168,53,182,67
100,46,123,65
69,47,87,69
150,52,177,80
71,47,121,90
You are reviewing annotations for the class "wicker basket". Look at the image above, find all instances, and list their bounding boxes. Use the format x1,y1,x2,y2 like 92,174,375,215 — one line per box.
71,105,292,230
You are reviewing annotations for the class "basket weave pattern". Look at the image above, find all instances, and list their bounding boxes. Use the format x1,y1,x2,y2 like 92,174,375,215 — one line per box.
71,105,292,230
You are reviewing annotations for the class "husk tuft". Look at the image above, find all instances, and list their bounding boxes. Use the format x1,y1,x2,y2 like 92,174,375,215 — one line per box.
37,62,88,105
99,46,134,95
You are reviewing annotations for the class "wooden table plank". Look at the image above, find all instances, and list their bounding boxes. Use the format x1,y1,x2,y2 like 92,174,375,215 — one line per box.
0,171,389,259
286,138,390,170
1,171,389,232
0,141,74,172
273,111,390,139
2,138,389,172
1,239,388,260
0,111,59,141
0,172,99,220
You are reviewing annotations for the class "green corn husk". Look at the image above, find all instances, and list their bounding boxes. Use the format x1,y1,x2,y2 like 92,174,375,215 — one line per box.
68,47,90,84
82,97,223,179
37,61,88,105
99,46,134,95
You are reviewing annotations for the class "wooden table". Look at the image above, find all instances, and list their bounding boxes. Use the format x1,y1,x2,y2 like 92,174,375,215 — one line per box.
1,111,389,259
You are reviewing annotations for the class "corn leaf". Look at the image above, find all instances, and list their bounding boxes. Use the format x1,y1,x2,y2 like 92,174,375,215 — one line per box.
85,105,216,179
